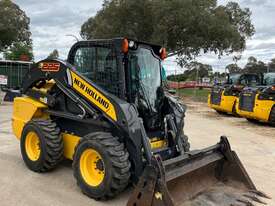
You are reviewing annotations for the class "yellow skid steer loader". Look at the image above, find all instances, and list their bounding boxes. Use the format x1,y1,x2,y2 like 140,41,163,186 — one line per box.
237,72,275,124
208,73,262,115
12,38,269,205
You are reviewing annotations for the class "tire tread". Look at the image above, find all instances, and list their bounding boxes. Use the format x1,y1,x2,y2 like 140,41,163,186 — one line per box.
22,119,63,172
73,132,131,200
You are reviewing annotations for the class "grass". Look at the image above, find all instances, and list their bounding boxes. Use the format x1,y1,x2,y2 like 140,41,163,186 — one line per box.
176,88,210,102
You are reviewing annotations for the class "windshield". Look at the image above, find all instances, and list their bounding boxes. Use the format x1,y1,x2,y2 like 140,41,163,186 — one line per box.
129,47,161,109
227,74,261,86
227,74,241,84
239,74,261,86
264,73,275,85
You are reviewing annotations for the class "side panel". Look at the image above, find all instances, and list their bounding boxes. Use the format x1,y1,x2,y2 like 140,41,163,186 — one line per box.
62,133,81,160
209,92,237,113
238,92,256,112
209,89,222,105
254,98,274,121
12,97,48,139
237,94,274,121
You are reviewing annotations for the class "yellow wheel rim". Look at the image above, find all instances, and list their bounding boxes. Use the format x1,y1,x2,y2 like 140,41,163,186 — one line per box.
80,149,105,187
25,131,41,161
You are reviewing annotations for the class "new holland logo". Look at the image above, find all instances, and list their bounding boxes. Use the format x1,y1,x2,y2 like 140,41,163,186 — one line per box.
70,71,117,121
73,78,110,109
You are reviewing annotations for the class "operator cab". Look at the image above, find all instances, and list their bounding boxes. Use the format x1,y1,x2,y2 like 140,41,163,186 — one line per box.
67,38,169,131
263,72,275,86
226,73,262,87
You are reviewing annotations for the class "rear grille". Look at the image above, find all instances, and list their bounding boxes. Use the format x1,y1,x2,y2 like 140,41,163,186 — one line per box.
210,90,222,105
239,92,256,112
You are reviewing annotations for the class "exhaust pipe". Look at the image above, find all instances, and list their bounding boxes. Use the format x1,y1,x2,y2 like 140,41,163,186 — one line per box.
127,137,270,206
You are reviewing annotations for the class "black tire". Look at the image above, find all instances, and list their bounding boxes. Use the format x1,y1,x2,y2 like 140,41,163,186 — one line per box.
246,118,258,123
232,101,239,116
181,134,190,152
20,119,64,172
73,132,131,200
215,110,226,115
269,106,275,125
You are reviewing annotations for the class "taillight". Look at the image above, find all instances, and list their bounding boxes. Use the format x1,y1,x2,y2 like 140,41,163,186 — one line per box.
122,38,129,53
160,48,167,60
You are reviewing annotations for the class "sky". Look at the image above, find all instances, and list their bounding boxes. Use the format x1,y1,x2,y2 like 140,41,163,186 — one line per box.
12,0,275,75
13,0,103,60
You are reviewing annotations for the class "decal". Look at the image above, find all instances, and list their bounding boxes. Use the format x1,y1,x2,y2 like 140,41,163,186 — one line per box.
70,71,117,121
39,62,60,72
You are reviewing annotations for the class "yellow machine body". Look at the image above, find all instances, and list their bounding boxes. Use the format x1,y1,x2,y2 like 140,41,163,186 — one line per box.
12,97,48,139
236,94,275,122
12,97,167,160
208,92,237,114
12,97,78,160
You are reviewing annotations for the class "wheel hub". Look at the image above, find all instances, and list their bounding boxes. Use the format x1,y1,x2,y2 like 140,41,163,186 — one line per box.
95,159,104,171
80,149,105,187
25,131,41,161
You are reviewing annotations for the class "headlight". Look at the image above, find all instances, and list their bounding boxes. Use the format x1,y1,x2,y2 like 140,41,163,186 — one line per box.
129,40,135,48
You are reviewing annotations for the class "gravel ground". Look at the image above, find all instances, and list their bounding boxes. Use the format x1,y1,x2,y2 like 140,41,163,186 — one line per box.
0,101,274,205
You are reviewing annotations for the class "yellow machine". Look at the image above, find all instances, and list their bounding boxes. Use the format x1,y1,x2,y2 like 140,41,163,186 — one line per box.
209,73,262,115
208,91,238,114
12,39,269,205
237,73,275,124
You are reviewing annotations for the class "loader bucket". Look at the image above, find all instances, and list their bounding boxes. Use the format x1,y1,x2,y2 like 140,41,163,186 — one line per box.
127,137,270,206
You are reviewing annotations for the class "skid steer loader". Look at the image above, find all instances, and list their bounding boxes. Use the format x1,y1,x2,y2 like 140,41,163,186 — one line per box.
12,38,269,205
208,73,262,115
237,72,275,124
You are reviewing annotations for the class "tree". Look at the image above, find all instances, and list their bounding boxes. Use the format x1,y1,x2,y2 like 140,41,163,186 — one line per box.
186,62,213,81
81,0,255,66
267,58,275,72
213,71,226,78
0,0,32,52
167,61,213,82
226,63,242,73
243,56,267,74
4,42,33,61
167,73,186,82
47,49,59,59
247,56,257,64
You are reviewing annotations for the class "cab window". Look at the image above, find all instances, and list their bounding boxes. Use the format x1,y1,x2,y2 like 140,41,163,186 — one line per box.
73,46,120,96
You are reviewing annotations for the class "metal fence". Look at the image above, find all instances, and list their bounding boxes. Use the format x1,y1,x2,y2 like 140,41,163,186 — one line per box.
0,60,33,89
168,81,212,89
